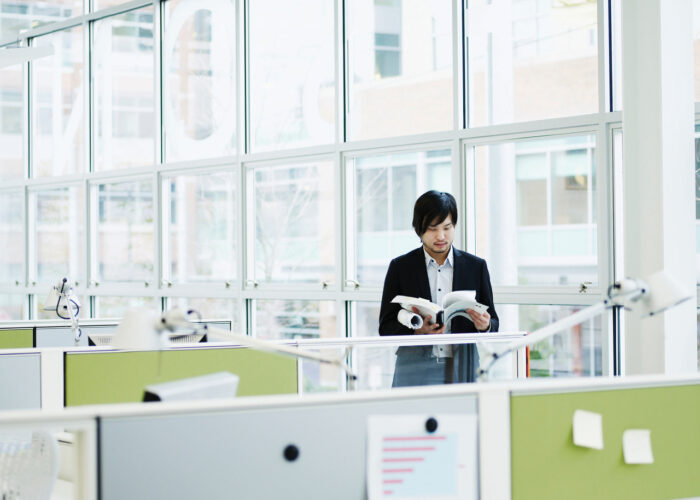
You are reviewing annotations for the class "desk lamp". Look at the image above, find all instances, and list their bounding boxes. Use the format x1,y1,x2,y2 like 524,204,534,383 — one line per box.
477,270,692,380
42,278,82,342
112,307,356,380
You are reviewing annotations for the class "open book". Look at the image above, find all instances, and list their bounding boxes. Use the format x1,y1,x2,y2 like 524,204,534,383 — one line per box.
392,290,488,330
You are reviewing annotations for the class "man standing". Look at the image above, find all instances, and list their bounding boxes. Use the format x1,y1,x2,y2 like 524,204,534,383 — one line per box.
379,190,498,386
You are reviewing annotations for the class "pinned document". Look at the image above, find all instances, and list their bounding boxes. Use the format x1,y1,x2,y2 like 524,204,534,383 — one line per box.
366,414,477,500
622,429,654,464
572,409,604,450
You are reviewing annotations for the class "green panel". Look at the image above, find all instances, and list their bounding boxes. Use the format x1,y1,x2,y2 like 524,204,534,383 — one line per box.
511,385,700,500
64,348,297,406
0,329,33,348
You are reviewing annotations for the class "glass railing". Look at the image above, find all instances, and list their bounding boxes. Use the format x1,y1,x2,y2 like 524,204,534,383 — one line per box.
287,332,528,393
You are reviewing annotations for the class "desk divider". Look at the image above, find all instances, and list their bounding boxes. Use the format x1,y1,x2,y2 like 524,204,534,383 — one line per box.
63,347,298,406
0,329,33,349
510,383,700,500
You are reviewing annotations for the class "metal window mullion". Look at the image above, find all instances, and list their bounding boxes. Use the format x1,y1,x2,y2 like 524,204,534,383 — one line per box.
452,0,462,132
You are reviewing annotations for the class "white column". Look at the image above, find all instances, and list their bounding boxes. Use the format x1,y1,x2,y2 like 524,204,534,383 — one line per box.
622,0,696,375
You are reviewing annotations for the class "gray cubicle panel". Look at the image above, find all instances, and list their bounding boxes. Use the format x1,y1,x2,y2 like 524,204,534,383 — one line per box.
0,353,41,410
34,326,93,347
99,393,478,499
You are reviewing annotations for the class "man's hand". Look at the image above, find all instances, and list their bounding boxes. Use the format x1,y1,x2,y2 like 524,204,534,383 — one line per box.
467,309,491,332
412,306,446,335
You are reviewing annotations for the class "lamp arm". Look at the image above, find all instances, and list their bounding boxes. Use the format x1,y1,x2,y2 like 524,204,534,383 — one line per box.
477,300,610,380
165,318,357,380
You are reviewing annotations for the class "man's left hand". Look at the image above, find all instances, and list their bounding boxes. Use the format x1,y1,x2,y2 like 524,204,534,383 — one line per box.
466,309,490,332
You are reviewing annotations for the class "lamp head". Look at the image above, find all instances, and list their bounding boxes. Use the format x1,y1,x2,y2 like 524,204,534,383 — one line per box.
609,270,691,316
111,308,169,350
639,271,692,316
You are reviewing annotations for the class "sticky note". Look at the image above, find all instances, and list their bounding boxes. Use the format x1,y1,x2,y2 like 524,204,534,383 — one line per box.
622,429,654,464
572,409,603,450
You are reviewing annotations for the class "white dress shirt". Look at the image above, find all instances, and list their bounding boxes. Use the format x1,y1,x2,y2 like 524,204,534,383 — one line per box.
424,246,453,358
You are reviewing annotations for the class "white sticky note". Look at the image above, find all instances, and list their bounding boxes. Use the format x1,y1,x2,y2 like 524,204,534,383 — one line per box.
622,429,654,464
572,409,603,450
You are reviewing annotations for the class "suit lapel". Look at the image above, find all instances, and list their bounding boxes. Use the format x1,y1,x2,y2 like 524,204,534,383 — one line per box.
414,247,431,300
452,248,465,290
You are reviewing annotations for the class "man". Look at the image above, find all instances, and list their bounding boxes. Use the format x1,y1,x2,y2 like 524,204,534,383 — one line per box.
379,190,498,386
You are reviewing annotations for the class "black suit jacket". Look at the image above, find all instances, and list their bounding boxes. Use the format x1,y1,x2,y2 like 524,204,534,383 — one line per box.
379,246,499,335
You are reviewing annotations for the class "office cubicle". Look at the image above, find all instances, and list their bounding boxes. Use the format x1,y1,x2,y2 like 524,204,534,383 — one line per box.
3,373,700,499
0,331,528,410
510,379,700,500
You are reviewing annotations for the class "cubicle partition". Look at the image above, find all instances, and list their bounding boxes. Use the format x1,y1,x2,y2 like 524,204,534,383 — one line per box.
63,347,299,405
2,373,700,499
0,352,41,410
510,379,700,500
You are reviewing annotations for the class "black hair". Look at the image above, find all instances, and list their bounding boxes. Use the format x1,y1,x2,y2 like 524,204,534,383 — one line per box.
412,191,458,237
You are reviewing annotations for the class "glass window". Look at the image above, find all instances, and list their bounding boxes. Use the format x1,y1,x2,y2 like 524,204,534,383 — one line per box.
250,159,335,286
467,0,598,126
31,27,85,178
0,294,27,320
695,125,700,285
93,7,155,171
473,134,598,287
347,148,452,288
694,0,700,102
0,189,24,285
31,186,84,285
498,303,603,377
0,59,24,181
352,300,381,337
0,0,81,40
346,0,453,140
162,170,237,285
253,299,337,341
249,0,334,151
95,296,158,317
163,0,236,162
168,297,240,330
94,179,154,283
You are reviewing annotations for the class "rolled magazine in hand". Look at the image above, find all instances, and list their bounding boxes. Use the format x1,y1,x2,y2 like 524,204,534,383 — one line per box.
392,291,489,329
397,308,423,329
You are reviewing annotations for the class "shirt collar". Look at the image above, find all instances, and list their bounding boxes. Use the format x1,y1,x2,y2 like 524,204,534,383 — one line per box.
423,245,453,268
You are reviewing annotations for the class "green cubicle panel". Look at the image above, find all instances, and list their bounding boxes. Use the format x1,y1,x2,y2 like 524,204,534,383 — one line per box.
511,383,700,500
0,329,33,349
64,348,298,406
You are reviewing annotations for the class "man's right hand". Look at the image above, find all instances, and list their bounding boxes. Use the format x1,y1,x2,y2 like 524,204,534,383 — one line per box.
412,307,446,335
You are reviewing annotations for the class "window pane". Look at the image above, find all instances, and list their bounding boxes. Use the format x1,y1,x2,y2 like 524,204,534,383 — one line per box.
254,300,337,340
249,0,334,151
32,186,84,284
163,170,237,284
346,0,453,140
474,135,598,286
0,294,27,320
95,296,158,318
94,7,155,171
349,148,452,287
0,1,81,39
252,160,335,285
695,0,700,101
0,60,23,181
163,0,236,161
467,0,598,126
499,303,603,377
0,190,24,284
169,297,240,331
95,180,154,283
695,125,700,284
31,27,85,178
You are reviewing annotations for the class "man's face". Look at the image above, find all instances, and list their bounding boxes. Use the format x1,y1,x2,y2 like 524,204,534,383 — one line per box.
420,214,454,257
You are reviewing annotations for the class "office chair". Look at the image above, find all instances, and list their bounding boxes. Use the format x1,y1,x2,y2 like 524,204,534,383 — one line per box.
0,431,59,499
